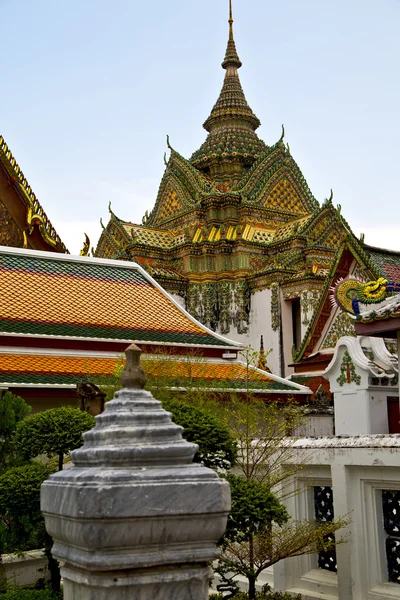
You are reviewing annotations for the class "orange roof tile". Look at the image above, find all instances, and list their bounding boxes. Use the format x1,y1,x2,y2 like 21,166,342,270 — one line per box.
0,248,238,348
0,352,297,392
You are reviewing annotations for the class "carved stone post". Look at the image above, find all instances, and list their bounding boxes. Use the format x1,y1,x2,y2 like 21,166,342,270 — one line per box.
41,344,230,599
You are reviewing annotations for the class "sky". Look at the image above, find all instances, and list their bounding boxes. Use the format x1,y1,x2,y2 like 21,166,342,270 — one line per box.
1,0,399,255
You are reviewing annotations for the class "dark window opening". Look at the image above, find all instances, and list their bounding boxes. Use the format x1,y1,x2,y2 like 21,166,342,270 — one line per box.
314,486,337,572
387,398,400,434
291,298,301,349
382,490,400,583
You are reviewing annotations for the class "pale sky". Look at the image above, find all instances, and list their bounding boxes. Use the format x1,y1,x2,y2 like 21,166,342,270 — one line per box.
1,0,399,254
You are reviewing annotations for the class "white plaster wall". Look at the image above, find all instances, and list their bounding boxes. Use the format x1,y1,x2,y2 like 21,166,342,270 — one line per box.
218,288,281,375
170,293,185,309
274,437,400,600
2,550,50,588
326,345,393,435
334,390,371,435
296,414,334,438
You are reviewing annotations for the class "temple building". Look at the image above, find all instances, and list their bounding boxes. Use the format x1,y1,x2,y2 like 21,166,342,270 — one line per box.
0,135,67,253
95,3,400,380
0,246,309,412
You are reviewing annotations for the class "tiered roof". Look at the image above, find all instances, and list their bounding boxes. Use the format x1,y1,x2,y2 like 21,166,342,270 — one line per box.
0,247,236,347
0,246,310,396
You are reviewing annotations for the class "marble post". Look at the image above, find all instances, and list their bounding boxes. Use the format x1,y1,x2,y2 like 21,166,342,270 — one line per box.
41,344,230,599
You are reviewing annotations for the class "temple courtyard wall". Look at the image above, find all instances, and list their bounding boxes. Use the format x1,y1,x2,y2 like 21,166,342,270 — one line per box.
274,435,400,599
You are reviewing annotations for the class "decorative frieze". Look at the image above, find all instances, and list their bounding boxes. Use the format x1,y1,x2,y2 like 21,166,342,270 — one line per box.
322,312,356,350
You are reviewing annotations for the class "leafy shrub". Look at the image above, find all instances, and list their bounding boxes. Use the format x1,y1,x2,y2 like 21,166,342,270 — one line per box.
15,407,95,471
0,391,31,471
0,590,62,599
162,399,237,470
224,474,288,544
0,462,52,553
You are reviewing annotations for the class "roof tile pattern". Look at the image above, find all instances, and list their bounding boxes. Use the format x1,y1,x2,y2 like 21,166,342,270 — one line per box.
0,251,232,346
367,248,400,280
0,353,293,391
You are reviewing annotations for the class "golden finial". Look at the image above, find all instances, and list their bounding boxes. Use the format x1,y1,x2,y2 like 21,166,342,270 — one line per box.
79,233,90,257
229,0,234,40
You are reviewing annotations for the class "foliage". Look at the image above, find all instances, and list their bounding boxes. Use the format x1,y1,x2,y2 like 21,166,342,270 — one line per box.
211,346,347,600
0,392,31,471
162,399,237,471
209,589,301,600
0,589,62,599
0,463,52,553
224,474,288,543
15,407,95,471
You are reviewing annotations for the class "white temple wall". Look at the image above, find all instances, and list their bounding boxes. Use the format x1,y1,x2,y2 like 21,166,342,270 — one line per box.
220,288,281,375
274,437,400,599
170,293,185,309
324,338,398,436
334,388,390,436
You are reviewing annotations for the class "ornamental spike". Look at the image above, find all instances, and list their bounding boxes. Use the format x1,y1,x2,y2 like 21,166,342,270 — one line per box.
279,124,285,143
229,0,234,40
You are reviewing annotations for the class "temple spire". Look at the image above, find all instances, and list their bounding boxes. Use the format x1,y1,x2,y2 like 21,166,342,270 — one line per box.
222,0,242,69
190,0,266,173
229,0,233,40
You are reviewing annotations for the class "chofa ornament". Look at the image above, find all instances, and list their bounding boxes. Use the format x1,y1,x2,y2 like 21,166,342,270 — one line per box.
331,277,400,317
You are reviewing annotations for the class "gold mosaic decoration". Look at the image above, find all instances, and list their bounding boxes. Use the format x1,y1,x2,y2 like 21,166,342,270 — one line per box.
127,225,174,249
0,199,23,247
242,224,275,244
264,178,308,214
274,215,311,242
156,189,184,222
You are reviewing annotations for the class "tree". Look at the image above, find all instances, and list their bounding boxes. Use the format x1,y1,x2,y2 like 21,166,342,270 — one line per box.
90,361,237,471
163,399,237,471
15,407,95,472
210,347,347,600
0,392,31,471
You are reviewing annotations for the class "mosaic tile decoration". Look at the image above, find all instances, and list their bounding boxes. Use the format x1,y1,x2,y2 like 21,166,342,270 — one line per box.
368,249,400,281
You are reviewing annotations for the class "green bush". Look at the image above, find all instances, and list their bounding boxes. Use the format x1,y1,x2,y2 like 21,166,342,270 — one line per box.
15,407,95,471
162,399,237,470
0,590,62,599
209,590,301,599
0,391,31,471
0,462,52,553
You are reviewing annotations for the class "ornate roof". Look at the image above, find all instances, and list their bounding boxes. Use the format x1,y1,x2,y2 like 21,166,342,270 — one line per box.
0,349,309,394
0,135,67,253
365,245,400,281
0,247,239,348
190,2,267,171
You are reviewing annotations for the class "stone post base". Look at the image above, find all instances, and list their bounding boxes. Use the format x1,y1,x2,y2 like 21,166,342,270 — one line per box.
61,563,212,600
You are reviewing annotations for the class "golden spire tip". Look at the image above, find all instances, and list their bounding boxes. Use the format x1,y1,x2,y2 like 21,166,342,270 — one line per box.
229,0,234,39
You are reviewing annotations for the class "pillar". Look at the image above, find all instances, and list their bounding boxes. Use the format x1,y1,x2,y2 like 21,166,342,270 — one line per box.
41,344,230,600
